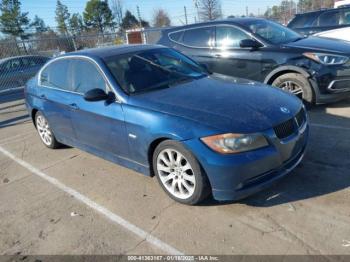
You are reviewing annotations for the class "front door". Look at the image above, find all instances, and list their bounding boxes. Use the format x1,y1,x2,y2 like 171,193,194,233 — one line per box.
68,58,128,158
213,25,263,81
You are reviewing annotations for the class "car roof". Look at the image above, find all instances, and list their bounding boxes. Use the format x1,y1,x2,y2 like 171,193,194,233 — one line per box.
294,6,350,16
64,44,165,60
162,17,268,32
0,55,48,64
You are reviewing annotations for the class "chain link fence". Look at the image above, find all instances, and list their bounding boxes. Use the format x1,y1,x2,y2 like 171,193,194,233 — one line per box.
0,32,124,92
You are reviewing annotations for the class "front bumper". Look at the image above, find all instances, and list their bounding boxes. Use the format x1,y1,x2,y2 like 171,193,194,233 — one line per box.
183,118,309,201
312,66,350,104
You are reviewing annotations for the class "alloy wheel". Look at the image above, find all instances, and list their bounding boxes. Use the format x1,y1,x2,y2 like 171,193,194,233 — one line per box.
279,80,304,99
156,149,196,199
36,115,53,146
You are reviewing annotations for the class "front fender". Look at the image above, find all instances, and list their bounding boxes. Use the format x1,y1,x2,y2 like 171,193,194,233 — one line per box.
263,65,312,84
122,104,222,167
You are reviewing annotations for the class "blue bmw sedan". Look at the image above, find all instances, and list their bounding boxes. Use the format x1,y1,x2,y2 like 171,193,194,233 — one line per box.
25,45,309,205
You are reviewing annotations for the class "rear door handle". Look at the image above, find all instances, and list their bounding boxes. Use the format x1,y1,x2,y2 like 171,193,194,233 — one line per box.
69,103,79,110
214,54,222,58
40,94,46,99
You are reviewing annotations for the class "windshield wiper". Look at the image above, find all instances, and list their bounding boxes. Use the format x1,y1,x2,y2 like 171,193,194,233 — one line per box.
133,54,196,79
132,76,193,95
291,36,306,42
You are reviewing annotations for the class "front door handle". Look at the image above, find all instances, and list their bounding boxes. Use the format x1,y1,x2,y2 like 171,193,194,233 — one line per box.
40,94,46,99
214,54,222,58
69,103,79,110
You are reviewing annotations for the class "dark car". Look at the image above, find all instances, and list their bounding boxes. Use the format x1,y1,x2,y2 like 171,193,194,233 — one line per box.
0,55,50,90
157,18,350,104
25,45,308,205
288,6,350,36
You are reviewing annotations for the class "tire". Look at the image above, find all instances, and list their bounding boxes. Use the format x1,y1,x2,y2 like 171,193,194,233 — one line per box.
35,111,61,149
271,73,314,104
153,140,210,205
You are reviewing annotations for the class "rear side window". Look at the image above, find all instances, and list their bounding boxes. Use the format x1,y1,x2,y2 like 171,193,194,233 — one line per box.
21,57,41,67
70,59,106,94
216,26,251,48
169,31,184,42
340,9,350,24
317,10,341,26
288,14,317,28
182,27,215,47
40,60,71,91
4,59,22,71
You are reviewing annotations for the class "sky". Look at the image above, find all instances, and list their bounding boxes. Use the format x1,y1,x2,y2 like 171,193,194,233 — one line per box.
21,0,282,28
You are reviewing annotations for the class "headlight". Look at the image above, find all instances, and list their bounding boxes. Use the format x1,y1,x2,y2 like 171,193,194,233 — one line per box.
303,52,349,65
201,133,269,154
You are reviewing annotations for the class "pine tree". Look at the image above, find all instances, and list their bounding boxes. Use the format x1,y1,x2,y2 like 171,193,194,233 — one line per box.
0,0,30,39
83,0,115,33
121,10,139,30
30,15,48,33
69,13,84,35
55,0,70,35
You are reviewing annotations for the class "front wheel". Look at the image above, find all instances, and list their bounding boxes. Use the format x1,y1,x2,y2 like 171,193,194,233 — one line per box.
35,111,61,149
272,73,314,104
153,140,210,205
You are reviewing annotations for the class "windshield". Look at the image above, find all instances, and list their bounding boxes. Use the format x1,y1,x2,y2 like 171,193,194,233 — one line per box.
241,19,303,44
104,48,207,94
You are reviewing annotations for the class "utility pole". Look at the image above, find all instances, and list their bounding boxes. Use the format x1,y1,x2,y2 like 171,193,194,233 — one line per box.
246,6,248,17
184,6,188,25
194,0,200,22
136,5,142,28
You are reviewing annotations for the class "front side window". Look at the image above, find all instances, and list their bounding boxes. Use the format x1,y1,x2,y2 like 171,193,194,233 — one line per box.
182,27,215,47
240,19,302,44
341,9,350,24
216,26,251,49
104,48,207,94
5,59,22,71
288,14,317,28
21,57,38,67
40,60,70,90
318,11,341,26
70,59,106,94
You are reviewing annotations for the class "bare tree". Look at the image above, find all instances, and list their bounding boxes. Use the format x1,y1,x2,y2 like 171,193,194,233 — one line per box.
152,9,171,27
199,0,222,21
111,0,123,28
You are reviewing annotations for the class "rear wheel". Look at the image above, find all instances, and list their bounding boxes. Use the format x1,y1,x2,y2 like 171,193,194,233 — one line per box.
272,73,314,104
153,140,210,205
35,111,61,149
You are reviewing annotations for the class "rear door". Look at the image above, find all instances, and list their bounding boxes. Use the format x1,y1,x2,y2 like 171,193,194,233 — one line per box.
68,58,128,158
38,59,76,141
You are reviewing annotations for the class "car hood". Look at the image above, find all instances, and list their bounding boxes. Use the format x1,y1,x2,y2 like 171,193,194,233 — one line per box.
128,75,302,134
284,36,350,54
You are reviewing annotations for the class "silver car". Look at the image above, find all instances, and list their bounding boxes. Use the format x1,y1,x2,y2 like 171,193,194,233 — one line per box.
0,55,50,90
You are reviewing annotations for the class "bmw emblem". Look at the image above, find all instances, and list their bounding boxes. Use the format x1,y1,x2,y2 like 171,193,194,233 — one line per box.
280,107,290,114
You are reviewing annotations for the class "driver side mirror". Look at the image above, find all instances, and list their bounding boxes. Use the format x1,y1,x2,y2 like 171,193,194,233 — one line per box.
84,88,109,102
239,39,263,49
199,63,212,74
